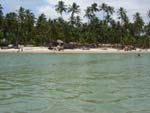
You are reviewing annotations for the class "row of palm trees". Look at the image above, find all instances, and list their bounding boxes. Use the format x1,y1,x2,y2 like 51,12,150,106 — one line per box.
54,1,150,47
0,1,150,48
55,1,128,24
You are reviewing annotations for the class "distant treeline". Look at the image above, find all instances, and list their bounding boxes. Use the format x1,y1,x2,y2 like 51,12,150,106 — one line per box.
0,1,150,48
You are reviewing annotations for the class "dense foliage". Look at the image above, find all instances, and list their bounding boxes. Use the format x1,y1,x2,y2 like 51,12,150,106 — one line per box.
0,2,150,48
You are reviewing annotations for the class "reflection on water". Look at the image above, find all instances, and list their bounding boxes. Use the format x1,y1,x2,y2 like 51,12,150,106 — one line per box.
0,53,150,113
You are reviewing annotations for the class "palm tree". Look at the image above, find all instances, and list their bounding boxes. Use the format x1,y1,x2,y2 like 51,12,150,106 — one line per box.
133,12,144,37
0,4,3,29
24,9,35,43
148,10,150,20
37,13,47,27
117,7,129,45
36,13,49,45
18,7,25,22
91,3,99,13
68,2,80,25
68,3,80,18
85,7,93,21
118,7,129,26
90,3,99,20
25,9,34,27
146,10,150,36
55,1,67,17
75,16,82,27
99,3,108,20
5,12,18,43
0,4,3,16
85,3,98,22
105,6,114,23
144,10,150,48
17,7,26,44
107,6,114,15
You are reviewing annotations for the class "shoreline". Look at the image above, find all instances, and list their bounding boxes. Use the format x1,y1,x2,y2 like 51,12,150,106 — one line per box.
0,47,150,54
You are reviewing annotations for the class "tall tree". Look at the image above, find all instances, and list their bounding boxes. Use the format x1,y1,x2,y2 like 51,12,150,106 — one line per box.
35,13,49,45
17,7,26,44
105,6,114,23
68,3,80,25
117,7,130,44
55,1,67,17
85,7,93,21
146,10,150,36
85,3,98,22
148,10,150,19
133,12,144,37
75,16,82,27
0,4,3,40
118,7,129,26
99,3,108,20
0,4,3,26
91,3,99,13
24,9,35,44
144,10,150,48
5,12,18,44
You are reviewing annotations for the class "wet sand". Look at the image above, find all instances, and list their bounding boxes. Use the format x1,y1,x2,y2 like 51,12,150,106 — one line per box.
0,47,150,53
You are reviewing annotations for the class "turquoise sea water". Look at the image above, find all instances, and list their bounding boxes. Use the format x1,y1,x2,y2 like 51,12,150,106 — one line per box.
0,53,150,113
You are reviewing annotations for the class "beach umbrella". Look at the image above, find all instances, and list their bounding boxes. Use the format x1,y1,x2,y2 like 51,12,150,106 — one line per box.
8,44,13,48
57,39,63,44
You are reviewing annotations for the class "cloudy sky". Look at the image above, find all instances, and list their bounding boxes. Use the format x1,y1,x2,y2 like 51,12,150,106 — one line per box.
1,0,150,23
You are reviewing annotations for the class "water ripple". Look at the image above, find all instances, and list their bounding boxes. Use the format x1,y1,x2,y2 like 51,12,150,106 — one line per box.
0,53,150,113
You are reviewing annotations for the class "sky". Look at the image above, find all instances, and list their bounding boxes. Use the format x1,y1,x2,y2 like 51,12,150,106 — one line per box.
1,0,150,23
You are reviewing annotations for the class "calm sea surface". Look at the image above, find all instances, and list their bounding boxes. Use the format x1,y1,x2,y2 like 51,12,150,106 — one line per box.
0,53,150,113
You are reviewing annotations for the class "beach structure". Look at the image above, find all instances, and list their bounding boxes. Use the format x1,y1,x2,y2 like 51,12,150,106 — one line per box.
57,39,63,44
64,42,77,49
48,39,64,51
56,40,64,51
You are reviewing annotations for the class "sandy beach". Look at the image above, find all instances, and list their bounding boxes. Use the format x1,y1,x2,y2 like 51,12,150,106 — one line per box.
0,47,150,53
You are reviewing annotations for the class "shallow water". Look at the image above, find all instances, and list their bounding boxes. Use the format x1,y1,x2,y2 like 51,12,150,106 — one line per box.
0,53,150,113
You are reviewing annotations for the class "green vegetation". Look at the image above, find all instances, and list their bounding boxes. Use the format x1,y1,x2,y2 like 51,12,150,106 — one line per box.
0,2,150,48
